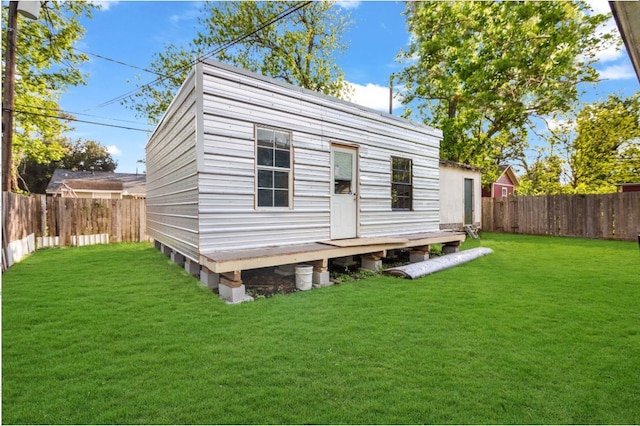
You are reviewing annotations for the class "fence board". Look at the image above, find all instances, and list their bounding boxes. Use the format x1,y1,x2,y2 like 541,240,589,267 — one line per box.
2,192,148,252
482,192,640,241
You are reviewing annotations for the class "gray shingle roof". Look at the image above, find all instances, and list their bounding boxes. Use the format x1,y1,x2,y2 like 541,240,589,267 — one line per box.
46,169,146,197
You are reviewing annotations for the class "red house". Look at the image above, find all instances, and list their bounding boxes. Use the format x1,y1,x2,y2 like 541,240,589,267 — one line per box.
482,165,519,198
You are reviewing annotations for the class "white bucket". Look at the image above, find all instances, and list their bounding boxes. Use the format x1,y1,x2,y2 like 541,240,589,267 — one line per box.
295,265,313,291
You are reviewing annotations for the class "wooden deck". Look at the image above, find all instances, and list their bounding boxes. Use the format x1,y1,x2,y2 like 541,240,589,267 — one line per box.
199,231,466,274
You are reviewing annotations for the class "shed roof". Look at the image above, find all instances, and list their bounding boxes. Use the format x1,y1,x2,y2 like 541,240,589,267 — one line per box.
439,159,483,172
46,169,146,196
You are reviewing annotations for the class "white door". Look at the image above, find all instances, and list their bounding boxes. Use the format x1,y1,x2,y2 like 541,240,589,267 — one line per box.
331,145,358,239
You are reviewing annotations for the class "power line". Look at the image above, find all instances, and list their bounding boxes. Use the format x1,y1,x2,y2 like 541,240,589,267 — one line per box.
74,48,172,79
9,108,151,132
15,103,149,126
82,1,312,112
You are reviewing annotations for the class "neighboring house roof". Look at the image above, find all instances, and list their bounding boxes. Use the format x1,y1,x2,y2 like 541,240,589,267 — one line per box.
496,164,520,187
46,169,146,197
610,1,640,82
63,179,123,192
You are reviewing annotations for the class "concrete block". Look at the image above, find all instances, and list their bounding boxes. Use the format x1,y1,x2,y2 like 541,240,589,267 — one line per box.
219,283,254,304
312,270,331,288
154,240,161,250
171,251,185,267
184,258,200,276
410,252,430,263
361,257,382,272
161,244,172,257
442,244,460,255
200,269,220,290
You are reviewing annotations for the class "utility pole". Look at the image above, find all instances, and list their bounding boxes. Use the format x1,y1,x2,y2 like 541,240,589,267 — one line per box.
2,1,39,192
2,1,18,192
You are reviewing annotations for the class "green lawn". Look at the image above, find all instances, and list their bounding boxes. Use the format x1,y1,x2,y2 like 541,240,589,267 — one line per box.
2,233,639,424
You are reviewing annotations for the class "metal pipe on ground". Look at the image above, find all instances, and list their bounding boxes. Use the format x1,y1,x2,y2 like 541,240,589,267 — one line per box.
384,247,494,279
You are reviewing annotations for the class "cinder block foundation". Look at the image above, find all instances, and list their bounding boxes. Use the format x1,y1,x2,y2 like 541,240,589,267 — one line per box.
184,258,200,276
361,257,382,272
313,270,331,288
200,268,220,290
171,251,185,267
161,244,172,257
410,252,430,263
218,283,254,304
442,244,460,255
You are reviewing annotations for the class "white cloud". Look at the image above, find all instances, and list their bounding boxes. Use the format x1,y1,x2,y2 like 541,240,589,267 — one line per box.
593,18,623,63
106,145,122,156
335,1,361,10
584,0,611,15
546,117,574,132
597,64,636,80
169,4,201,24
346,81,403,113
91,1,119,12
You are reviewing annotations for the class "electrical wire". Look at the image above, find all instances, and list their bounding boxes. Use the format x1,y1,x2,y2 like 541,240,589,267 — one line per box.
82,1,312,112
15,103,149,126
10,108,152,132
73,48,172,79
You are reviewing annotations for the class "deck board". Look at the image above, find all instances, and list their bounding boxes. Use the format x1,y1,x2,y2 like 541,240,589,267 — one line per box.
199,231,466,273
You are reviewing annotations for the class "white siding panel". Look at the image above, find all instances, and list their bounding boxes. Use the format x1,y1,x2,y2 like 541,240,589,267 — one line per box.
194,61,441,250
146,69,199,261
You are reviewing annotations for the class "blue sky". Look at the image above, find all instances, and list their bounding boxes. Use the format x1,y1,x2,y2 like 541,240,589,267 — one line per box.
59,0,640,173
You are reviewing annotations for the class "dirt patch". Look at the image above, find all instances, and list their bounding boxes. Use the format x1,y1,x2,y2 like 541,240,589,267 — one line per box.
243,267,298,298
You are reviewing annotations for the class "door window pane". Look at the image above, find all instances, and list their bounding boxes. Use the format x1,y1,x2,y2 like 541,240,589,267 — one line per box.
334,151,353,181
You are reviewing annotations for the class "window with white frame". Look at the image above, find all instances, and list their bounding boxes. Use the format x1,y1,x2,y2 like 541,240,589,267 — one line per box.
256,126,291,208
502,187,508,197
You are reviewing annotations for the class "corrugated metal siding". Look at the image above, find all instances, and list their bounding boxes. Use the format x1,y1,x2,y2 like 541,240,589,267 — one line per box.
146,71,200,261
196,61,441,252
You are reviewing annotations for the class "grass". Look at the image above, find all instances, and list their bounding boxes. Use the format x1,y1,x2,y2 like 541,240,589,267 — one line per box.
2,233,639,424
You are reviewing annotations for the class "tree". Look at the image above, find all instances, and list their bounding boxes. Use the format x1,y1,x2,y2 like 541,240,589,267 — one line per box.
18,138,118,194
2,1,97,191
519,93,640,195
519,152,565,195
568,93,640,193
125,1,352,123
395,1,614,183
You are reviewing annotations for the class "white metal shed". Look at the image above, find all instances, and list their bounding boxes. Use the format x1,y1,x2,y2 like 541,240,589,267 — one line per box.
146,60,464,302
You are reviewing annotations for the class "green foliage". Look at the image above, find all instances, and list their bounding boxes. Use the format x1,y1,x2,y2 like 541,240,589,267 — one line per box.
18,138,118,194
125,1,352,124
523,92,640,195
2,2,97,187
519,152,566,195
570,93,640,193
2,235,639,424
396,1,613,183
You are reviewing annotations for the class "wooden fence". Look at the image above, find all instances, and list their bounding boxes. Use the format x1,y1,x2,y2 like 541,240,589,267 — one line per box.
2,192,147,269
482,192,640,241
